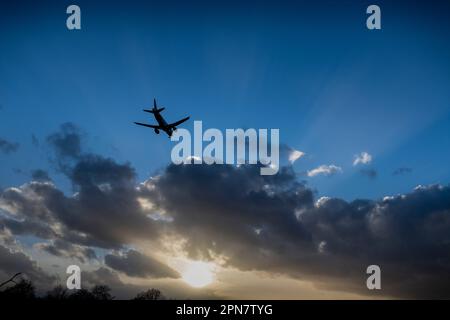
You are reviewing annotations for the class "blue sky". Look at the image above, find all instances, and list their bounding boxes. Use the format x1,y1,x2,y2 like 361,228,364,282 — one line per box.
1,0,450,200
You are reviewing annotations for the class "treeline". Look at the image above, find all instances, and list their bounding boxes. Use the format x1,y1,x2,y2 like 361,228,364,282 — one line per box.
0,278,166,300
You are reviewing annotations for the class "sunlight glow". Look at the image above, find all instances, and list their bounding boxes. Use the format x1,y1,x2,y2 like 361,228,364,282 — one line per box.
181,261,215,288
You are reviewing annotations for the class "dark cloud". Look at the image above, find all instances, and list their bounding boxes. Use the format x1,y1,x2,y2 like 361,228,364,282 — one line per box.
393,167,412,176
0,125,160,249
31,169,51,182
46,123,83,173
0,137,19,154
0,121,159,249
0,245,56,291
1,218,57,240
2,157,450,298
36,239,97,263
145,164,313,259
70,154,135,189
0,182,57,229
46,122,82,160
59,155,159,248
145,163,450,298
145,163,323,274
0,163,159,249
105,250,179,279
360,168,377,179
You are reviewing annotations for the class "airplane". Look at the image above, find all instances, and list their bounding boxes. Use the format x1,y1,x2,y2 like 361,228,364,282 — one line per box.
134,99,190,137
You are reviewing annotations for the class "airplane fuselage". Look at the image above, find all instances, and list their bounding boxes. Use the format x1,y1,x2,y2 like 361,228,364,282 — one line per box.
154,112,173,137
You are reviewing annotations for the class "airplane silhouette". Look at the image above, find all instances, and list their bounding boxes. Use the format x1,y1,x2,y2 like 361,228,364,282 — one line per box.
134,99,190,137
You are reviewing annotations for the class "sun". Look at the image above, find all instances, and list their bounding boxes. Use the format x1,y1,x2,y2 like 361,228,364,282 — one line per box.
181,261,215,288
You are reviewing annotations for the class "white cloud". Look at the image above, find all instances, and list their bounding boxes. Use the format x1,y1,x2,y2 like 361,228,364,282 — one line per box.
288,149,305,164
315,196,331,208
307,165,342,177
353,152,372,166
318,241,327,254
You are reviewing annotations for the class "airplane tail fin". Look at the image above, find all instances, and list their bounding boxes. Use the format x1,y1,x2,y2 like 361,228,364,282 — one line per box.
143,107,165,113
144,98,163,113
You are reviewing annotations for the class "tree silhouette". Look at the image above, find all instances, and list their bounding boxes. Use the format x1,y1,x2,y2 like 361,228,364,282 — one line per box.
133,288,165,300
67,288,96,300
44,285,69,300
0,274,167,300
66,285,115,300
0,272,22,288
0,279,35,300
91,285,114,300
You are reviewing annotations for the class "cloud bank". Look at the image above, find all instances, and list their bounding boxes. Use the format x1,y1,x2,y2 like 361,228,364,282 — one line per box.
1,124,450,299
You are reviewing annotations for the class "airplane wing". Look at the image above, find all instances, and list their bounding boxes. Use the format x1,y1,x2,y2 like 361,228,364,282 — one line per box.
168,116,190,128
134,122,161,129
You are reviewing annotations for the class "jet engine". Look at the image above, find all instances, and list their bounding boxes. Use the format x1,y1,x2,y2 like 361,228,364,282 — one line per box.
154,128,159,134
